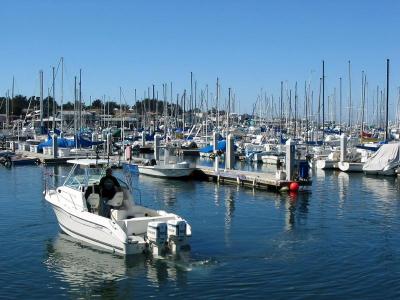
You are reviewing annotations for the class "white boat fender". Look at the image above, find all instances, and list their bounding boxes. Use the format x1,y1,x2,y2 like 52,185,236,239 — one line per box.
280,186,289,192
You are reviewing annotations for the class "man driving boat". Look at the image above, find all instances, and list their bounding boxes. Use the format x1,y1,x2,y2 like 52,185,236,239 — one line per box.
99,168,121,217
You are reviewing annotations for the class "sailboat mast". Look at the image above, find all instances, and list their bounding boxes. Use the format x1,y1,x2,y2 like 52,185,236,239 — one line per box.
52,67,56,131
120,86,123,143
216,77,219,130
79,69,82,131
11,76,14,119
339,77,342,133
360,71,365,141
322,60,325,143
61,57,64,132
294,82,298,139
227,87,231,130
74,76,77,137
280,81,283,142
385,59,390,141
39,70,44,133
348,60,352,130
6,90,9,128
183,90,186,131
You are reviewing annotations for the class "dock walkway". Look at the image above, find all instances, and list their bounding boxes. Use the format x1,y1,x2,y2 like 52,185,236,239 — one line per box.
15,150,96,165
194,166,312,191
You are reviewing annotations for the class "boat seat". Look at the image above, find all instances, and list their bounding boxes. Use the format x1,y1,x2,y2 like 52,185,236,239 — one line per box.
87,193,100,213
107,191,124,208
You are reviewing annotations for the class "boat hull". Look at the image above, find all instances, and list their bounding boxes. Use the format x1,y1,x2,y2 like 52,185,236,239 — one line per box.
363,169,397,176
261,155,282,164
47,194,146,255
338,162,364,172
316,159,338,170
138,166,194,178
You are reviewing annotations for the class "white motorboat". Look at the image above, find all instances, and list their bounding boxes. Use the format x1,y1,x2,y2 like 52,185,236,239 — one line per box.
44,159,192,256
261,153,284,165
138,161,195,178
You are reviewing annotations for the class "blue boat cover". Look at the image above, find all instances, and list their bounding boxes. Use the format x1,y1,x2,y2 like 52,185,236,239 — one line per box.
199,140,236,153
37,134,103,151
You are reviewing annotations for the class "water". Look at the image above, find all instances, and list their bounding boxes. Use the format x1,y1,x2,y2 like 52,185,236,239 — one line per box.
0,164,400,299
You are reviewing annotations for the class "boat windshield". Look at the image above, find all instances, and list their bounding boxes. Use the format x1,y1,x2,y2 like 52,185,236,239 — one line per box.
64,166,105,190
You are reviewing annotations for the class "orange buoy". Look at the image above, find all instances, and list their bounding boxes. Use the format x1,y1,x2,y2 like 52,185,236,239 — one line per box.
289,182,299,192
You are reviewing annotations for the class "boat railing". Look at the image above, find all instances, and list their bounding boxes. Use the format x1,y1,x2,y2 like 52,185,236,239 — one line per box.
43,171,79,210
122,166,142,205
43,171,67,193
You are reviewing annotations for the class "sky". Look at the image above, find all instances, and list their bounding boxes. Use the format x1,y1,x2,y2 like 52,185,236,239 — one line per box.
0,0,399,120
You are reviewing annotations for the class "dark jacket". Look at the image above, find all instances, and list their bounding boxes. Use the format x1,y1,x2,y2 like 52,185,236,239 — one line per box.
99,175,121,199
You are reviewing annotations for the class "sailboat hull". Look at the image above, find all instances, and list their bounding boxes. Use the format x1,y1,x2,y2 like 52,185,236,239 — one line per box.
338,162,364,172
138,166,194,178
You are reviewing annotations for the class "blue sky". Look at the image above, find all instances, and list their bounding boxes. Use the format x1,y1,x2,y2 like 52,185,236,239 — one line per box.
0,0,399,119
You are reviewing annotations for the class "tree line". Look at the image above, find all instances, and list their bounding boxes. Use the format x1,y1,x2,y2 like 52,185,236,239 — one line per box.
0,95,184,117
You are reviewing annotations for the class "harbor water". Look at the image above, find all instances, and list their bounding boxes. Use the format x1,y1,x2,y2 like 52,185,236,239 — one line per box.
0,164,399,299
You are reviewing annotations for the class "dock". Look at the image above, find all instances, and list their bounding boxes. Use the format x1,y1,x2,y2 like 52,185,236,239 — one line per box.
193,166,312,191
15,150,99,165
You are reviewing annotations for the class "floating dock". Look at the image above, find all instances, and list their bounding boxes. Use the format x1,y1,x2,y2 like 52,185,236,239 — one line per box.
15,150,98,165
193,166,312,191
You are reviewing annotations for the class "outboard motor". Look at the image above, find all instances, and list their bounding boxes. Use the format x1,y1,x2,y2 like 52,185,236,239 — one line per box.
146,221,167,256
167,220,189,253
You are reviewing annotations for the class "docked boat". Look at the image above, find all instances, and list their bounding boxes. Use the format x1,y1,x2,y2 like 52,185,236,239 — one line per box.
363,143,400,176
316,159,338,170
261,153,284,165
138,161,195,178
44,159,192,256
337,161,364,172
315,151,340,170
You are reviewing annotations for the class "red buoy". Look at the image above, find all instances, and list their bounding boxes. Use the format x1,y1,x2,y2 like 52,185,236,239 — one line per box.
289,182,299,192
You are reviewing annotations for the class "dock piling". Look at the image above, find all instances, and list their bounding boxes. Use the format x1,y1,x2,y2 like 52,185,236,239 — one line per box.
141,131,146,147
285,139,295,181
212,131,218,152
226,133,235,170
52,134,58,158
92,132,97,150
106,133,112,155
340,133,347,162
154,134,161,161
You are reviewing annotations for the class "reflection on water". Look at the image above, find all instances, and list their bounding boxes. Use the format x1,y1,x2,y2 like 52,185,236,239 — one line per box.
337,172,349,214
44,233,145,298
224,189,235,229
44,233,217,298
285,192,310,231
224,189,236,247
